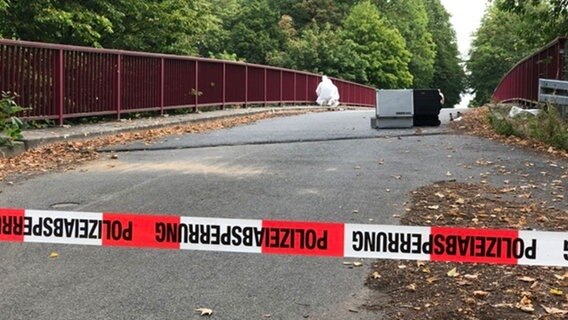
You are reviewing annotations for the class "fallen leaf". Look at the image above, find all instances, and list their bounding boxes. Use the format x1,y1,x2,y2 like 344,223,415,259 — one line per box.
464,274,479,280
456,279,472,286
352,262,363,267
473,290,489,298
406,283,417,292
550,288,563,296
541,305,568,315
352,210,359,214
447,267,459,277
426,276,439,284
554,272,568,280
49,251,59,258
427,205,440,210
516,296,534,312
455,198,465,205
517,276,536,282
446,171,452,176
398,265,407,269
492,303,513,308
372,272,381,279
195,307,213,316
434,192,445,199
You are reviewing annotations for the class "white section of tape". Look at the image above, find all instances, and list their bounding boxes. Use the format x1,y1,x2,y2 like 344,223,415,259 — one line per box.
179,217,262,253
343,224,430,260
518,230,568,267
24,210,103,246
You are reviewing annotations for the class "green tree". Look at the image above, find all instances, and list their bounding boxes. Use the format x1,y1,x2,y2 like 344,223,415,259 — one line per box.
226,0,284,64
102,0,219,55
270,0,358,30
269,22,368,82
374,0,436,88
496,0,568,40
467,5,528,106
424,0,465,107
0,0,220,55
467,0,564,106
199,0,241,58
341,0,412,88
0,0,117,47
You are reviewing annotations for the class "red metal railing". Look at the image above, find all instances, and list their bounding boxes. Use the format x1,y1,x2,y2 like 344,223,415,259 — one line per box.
492,37,567,103
0,39,376,125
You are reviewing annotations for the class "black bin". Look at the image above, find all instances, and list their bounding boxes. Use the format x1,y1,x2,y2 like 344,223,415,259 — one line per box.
413,90,442,126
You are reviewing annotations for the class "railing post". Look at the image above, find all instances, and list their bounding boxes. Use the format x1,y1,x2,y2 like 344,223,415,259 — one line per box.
557,39,565,80
264,68,267,107
194,60,199,112
280,70,283,106
160,57,164,116
116,54,121,120
293,73,296,105
245,64,248,108
54,49,64,126
305,74,308,105
222,62,226,110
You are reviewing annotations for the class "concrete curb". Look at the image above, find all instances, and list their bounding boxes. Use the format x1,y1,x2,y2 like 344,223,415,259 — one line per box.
0,141,26,158
19,106,361,150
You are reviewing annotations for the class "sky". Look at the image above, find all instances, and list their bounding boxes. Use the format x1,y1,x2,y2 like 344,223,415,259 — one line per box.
440,0,489,58
440,0,489,107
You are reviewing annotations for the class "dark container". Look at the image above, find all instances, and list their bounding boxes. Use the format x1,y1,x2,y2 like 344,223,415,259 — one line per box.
413,89,442,126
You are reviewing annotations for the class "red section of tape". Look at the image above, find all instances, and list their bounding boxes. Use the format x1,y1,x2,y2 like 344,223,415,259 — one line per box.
0,208,25,242
430,227,519,265
261,220,344,257
102,213,180,249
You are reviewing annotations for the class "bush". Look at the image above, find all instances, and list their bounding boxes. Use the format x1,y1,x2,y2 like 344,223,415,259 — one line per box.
0,91,26,146
488,107,516,137
488,104,568,151
528,105,568,150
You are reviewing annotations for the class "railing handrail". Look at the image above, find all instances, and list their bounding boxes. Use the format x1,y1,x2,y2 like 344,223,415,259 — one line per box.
0,38,376,90
492,36,567,100
1,39,377,124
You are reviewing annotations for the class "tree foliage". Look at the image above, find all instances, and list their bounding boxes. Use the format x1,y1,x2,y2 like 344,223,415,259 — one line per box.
269,22,368,82
468,0,567,106
0,0,220,54
424,0,465,107
0,0,467,97
225,0,284,64
374,0,436,88
341,1,412,88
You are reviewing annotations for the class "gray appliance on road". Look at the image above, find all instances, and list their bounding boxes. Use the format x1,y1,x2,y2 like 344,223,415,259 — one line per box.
371,89,414,129
371,89,442,129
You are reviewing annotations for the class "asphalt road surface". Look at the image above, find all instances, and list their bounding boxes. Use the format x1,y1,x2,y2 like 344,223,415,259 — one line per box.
1,110,564,320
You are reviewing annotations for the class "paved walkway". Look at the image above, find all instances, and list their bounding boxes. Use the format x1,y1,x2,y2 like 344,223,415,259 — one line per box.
19,106,471,150
19,106,331,149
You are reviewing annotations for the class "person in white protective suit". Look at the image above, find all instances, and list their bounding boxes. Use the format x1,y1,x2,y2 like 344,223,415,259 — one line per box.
315,75,340,107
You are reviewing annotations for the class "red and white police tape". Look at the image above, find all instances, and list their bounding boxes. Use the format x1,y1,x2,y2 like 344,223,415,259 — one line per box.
1,208,567,267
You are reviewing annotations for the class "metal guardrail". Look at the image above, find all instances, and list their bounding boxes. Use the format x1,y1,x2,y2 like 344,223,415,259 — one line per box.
0,39,377,125
539,78,568,119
